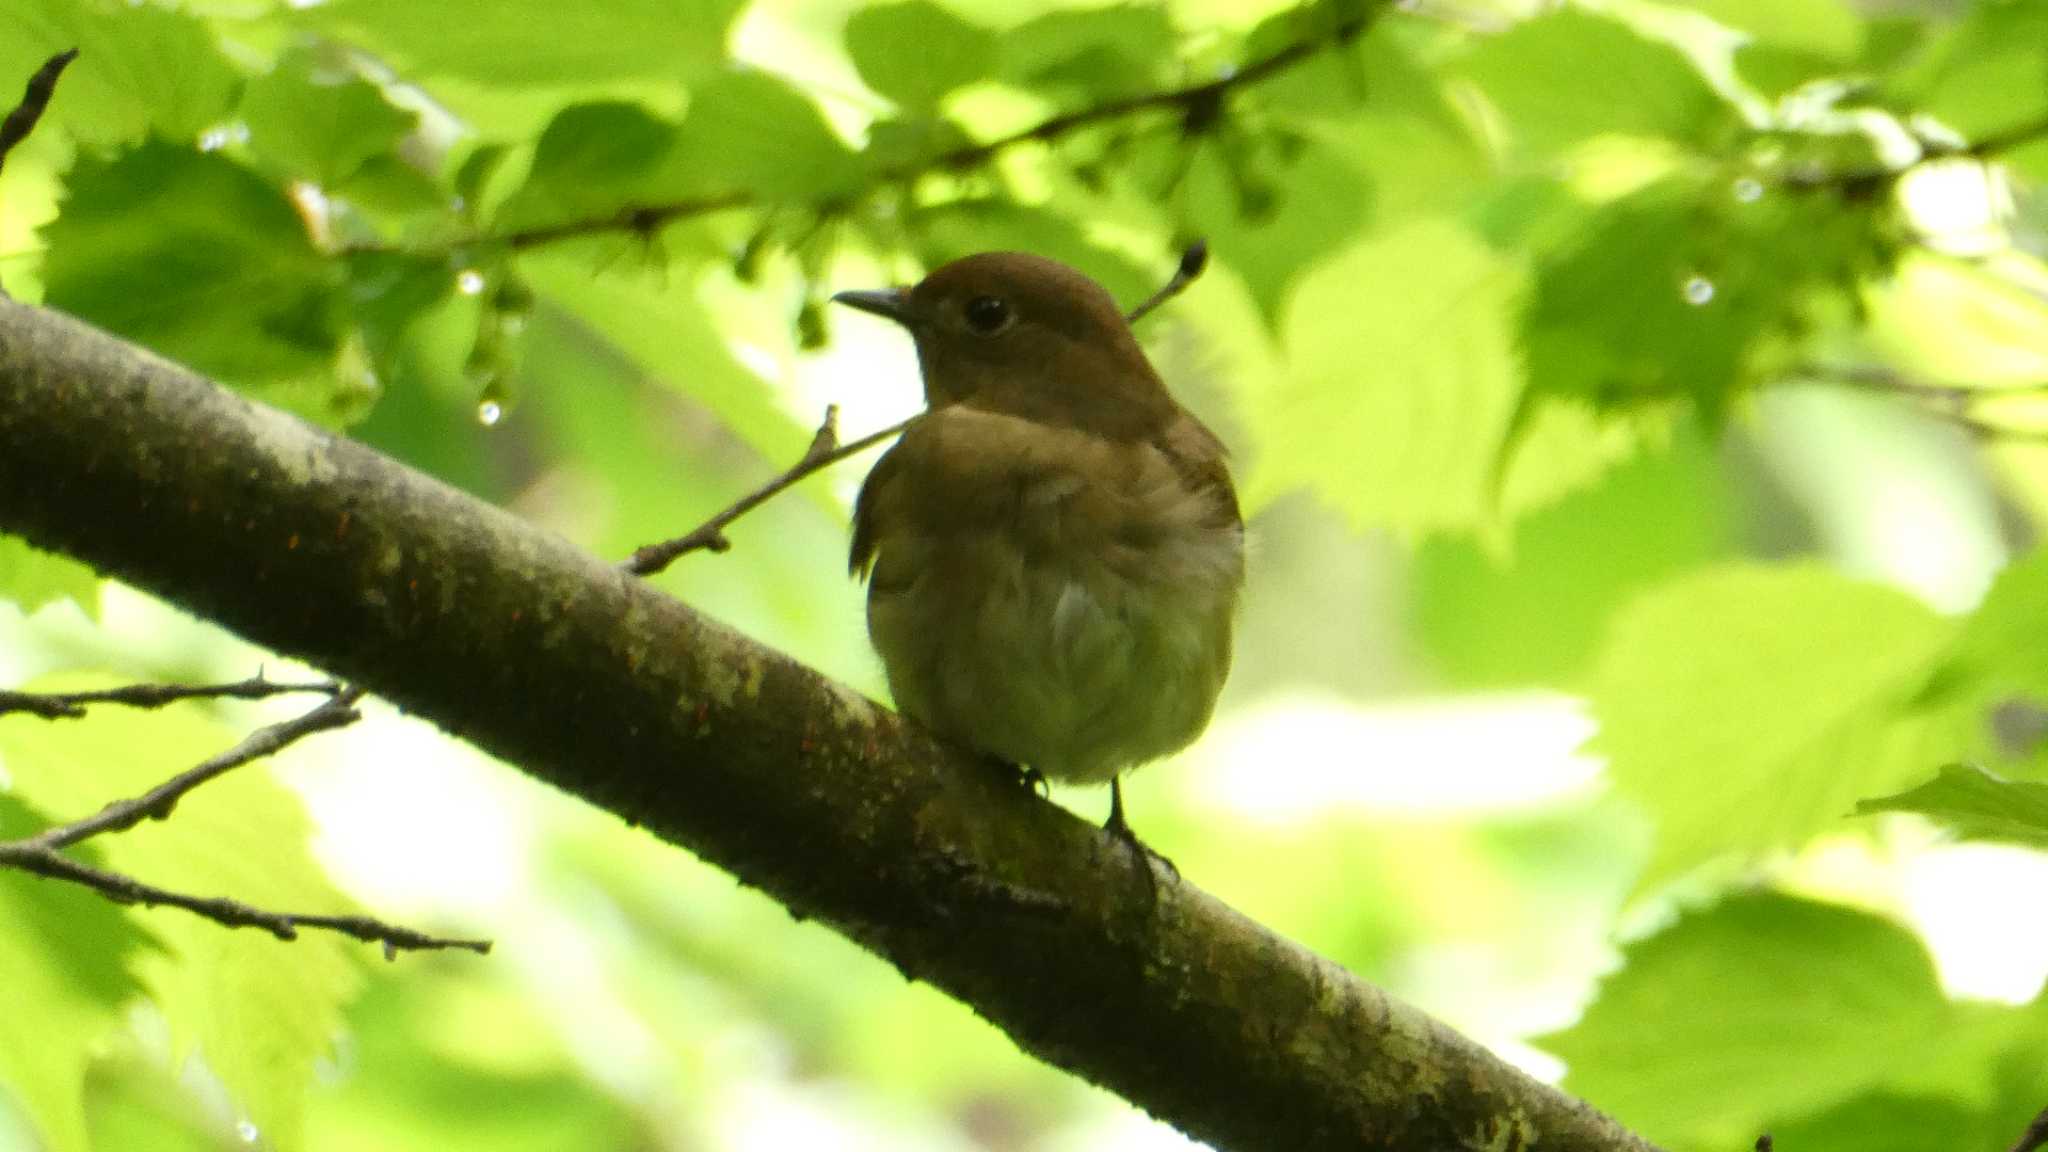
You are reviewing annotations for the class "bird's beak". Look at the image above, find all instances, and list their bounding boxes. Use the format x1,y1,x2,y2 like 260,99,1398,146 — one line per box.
831,287,915,327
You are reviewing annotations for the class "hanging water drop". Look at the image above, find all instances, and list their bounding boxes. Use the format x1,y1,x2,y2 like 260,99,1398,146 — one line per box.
235,1119,260,1144
1682,275,1715,306
1733,177,1763,203
478,399,504,426
456,269,486,296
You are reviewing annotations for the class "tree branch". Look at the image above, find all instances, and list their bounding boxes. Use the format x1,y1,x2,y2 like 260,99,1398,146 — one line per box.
0,296,1659,1152
0,684,491,956
362,6,1388,255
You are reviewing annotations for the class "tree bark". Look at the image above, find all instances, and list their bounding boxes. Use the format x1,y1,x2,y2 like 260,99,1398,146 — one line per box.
0,298,1660,1152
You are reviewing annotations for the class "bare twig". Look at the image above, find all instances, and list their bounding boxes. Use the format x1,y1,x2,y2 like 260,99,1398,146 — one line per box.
351,8,1385,256
1799,362,2048,445
623,407,917,576
30,687,363,848
0,848,489,958
1125,240,1210,325
0,49,74,182
1780,108,2048,197
0,671,343,719
2009,1106,2048,1152
622,241,1212,576
0,686,492,957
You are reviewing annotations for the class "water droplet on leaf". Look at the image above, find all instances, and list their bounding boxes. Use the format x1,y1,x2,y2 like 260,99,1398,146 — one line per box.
1733,178,1763,203
1682,276,1715,305
456,269,486,296
477,400,504,426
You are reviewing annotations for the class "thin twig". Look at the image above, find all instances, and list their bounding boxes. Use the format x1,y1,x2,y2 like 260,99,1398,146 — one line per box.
30,687,363,849
351,8,1383,256
1125,241,1210,325
622,241,1212,576
2009,1106,2048,1152
1780,108,2048,197
623,408,917,576
0,49,75,182
0,686,493,957
0,848,489,958
0,672,343,719
1799,362,2048,444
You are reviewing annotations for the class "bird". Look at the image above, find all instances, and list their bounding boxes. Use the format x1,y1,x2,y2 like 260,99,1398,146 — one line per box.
832,251,1244,866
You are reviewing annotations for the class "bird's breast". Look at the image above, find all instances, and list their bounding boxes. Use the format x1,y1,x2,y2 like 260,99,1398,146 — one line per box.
856,407,1243,782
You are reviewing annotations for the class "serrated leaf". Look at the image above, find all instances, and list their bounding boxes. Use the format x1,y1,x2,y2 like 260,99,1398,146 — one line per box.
240,50,418,187
1540,893,1955,1146
494,101,679,231
1460,9,1732,159
292,0,746,86
0,0,240,146
1415,427,1727,687
1589,564,1968,889
659,70,864,202
40,142,347,401
1887,0,2048,139
522,254,809,467
0,797,155,1152
1673,0,1863,58
0,534,98,619
0,680,364,1151
1522,176,1887,418
1179,131,1373,320
1000,5,1177,101
846,2,996,110
1251,217,1527,539
1857,764,2048,847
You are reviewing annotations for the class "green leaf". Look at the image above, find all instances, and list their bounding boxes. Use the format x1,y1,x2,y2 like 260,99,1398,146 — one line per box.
1540,894,1956,1147
1250,216,1526,539
846,2,997,110
0,534,98,618
0,799,155,1152
1887,0,2048,139
494,102,679,231
0,0,240,146
293,0,746,86
1857,764,2048,847
240,50,418,187
0,681,365,1151
1415,427,1729,688
660,70,865,202
40,142,348,403
1673,0,1863,58
522,254,810,467
1179,132,1373,321
999,5,1177,102
1459,9,1733,159
1522,176,1889,418
1589,564,1966,889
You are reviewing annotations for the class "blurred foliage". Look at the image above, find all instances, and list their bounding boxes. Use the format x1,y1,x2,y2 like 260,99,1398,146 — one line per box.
1,0,2048,1149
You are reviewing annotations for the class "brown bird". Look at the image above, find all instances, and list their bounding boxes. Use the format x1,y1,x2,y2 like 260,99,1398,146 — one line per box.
833,251,1244,858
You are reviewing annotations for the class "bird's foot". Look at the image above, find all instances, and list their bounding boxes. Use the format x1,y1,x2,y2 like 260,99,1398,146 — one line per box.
986,755,1050,798
1104,778,1178,896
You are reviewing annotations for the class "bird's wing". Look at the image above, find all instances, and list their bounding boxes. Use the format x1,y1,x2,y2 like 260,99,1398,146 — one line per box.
849,440,906,580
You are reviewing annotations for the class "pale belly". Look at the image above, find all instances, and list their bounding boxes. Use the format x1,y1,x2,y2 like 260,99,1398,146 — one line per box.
866,528,1240,784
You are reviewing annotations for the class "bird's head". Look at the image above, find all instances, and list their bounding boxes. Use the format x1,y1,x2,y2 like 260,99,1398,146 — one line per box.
833,251,1172,438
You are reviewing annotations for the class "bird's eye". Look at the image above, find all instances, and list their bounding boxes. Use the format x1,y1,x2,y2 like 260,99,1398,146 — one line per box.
963,295,1013,335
